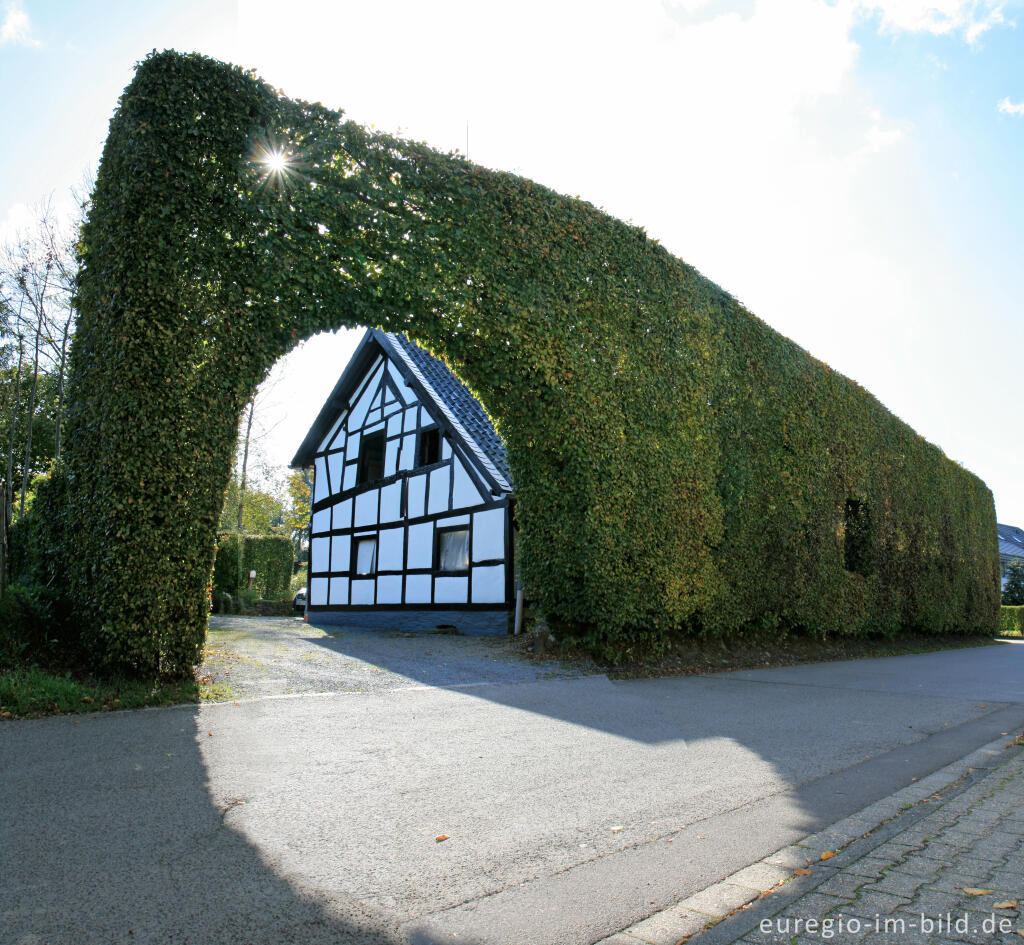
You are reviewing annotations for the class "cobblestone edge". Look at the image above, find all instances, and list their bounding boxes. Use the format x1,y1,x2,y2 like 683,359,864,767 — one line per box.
598,734,1024,945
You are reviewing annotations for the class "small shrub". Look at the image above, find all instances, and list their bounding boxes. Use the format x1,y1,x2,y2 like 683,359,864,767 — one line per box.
0,583,67,667
236,588,261,614
999,605,1024,638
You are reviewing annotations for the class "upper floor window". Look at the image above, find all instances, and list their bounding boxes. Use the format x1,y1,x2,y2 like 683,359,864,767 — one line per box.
357,430,385,485
417,427,441,467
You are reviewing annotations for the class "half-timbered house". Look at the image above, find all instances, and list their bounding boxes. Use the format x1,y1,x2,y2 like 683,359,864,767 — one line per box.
290,329,513,633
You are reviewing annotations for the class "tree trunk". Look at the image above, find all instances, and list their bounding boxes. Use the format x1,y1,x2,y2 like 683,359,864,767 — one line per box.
52,307,72,461
1,338,25,591
235,396,255,531
20,272,47,517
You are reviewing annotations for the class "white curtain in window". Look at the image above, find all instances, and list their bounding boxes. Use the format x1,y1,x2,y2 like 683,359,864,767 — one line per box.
439,529,469,572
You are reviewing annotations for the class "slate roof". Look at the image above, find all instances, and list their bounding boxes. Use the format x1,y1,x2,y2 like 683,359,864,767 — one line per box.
998,523,1024,563
384,333,511,486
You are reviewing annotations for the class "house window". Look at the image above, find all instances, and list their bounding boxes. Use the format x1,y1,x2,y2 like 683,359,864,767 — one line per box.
436,527,470,573
354,537,378,575
843,499,873,576
357,430,385,485
417,427,441,467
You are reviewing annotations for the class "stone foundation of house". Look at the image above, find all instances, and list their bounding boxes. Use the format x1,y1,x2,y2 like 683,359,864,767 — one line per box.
306,608,512,636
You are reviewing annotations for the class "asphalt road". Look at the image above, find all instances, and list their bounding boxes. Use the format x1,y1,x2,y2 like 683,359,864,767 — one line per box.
3,637,1023,945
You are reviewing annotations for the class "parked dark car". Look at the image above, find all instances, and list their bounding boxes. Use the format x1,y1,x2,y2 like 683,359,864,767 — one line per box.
293,588,307,614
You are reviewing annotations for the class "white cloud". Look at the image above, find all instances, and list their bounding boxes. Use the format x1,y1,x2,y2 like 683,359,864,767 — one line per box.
1,1,40,46
997,96,1024,115
855,0,1006,43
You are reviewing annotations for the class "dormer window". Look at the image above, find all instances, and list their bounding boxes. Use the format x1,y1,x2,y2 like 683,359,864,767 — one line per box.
357,430,385,485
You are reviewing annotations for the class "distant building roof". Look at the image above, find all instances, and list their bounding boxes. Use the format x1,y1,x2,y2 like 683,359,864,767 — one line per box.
998,522,1024,563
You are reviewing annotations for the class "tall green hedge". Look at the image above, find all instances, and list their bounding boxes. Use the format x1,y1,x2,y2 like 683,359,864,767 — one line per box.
1000,606,1024,638
33,50,999,676
211,533,242,602
212,533,292,601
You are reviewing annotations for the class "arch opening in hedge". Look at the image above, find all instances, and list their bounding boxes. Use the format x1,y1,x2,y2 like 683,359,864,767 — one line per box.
38,50,998,677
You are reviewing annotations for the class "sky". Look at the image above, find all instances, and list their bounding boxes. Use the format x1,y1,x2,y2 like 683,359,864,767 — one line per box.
1,0,1021,524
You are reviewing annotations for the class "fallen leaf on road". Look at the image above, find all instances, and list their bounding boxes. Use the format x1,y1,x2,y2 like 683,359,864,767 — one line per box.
610,826,624,833
435,835,449,843
962,888,993,896
794,868,813,876
994,901,1018,909
820,852,835,861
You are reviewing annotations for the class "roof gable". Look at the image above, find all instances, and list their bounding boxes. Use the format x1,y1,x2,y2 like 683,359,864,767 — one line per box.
292,329,511,495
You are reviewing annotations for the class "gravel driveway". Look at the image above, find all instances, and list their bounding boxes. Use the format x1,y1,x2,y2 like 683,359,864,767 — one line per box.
201,615,592,699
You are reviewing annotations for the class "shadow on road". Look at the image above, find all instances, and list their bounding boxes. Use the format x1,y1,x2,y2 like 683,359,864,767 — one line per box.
0,703,398,945
5,637,1024,945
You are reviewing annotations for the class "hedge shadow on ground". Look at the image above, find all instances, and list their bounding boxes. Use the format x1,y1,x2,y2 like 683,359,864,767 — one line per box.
6,640,1024,945
0,704,399,945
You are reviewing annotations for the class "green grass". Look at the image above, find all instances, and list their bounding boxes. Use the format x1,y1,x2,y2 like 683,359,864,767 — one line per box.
0,665,233,720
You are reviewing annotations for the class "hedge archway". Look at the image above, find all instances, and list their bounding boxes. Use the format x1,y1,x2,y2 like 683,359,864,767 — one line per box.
40,50,997,678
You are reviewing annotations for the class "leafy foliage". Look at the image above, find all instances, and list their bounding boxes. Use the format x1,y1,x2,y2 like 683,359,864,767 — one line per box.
999,605,1024,637
1003,561,1024,606
241,536,293,600
212,532,293,605
29,50,999,676
218,478,286,535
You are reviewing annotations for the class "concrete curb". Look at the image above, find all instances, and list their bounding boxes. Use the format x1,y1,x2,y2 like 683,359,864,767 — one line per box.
598,733,1024,945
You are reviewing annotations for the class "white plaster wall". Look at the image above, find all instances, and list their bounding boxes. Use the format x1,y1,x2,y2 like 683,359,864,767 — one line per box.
472,565,505,603
428,465,450,515
311,508,330,536
314,457,328,502
472,508,505,561
405,573,431,603
407,522,433,569
333,498,352,530
310,577,328,605
354,489,378,527
330,537,350,573
329,577,348,605
379,482,402,522
350,579,375,605
377,575,403,604
311,537,330,574
348,362,383,430
407,474,426,518
434,577,469,604
378,527,404,571
328,452,344,494
451,456,482,509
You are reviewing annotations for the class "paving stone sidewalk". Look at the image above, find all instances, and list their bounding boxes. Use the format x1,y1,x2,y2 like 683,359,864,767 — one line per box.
603,740,1024,945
